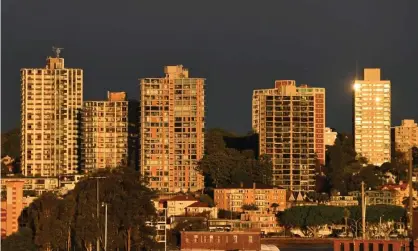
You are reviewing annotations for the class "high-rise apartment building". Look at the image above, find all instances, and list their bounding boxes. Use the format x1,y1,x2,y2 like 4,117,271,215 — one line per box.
252,80,325,192
139,65,205,192
393,119,418,156
21,52,83,176
353,68,391,166
81,91,139,173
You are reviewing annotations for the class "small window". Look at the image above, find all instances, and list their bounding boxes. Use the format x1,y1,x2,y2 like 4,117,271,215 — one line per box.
209,235,213,243
248,236,253,243
233,235,238,243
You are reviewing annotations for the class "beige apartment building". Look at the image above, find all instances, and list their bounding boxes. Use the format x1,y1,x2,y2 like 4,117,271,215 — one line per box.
252,80,325,192
21,52,83,176
353,68,391,166
81,91,138,172
393,119,418,158
214,182,287,212
139,65,205,192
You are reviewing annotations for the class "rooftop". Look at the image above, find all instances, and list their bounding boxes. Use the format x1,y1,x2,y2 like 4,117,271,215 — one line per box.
167,195,198,202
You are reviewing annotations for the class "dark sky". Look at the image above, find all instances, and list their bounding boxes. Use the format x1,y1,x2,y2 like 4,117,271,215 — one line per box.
2,0,418,134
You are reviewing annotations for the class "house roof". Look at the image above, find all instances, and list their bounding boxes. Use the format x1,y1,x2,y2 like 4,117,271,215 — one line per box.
187,202,210,208
216,182,285,190
167,195,198,202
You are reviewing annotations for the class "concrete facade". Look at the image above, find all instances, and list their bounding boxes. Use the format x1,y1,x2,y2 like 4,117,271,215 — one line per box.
252,80,325,191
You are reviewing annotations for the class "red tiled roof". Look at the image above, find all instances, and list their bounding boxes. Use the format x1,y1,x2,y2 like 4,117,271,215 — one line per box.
186,202,210,208
381,183,408,191
167,195,198,202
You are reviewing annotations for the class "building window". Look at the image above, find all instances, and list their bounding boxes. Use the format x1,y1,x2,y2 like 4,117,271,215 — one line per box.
248,236,253,243
233,235,238,243
209,235,213,243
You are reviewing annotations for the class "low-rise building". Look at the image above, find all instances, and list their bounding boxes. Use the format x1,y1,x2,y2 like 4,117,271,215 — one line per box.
181,230,261,251
1,176,58,195
1,180,27,238
327,195,359,207
240,211,282,234
167,195,199,217
349,190,395,205
349,182,418,207
214,182,287,213
185,202,218,219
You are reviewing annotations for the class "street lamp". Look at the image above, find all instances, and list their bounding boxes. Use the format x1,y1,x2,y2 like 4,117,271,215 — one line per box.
89,176,106,251
102,202,108,251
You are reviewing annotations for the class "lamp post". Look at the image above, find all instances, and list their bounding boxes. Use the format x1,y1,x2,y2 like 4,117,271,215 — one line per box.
102,202,108,251
90,176,106,251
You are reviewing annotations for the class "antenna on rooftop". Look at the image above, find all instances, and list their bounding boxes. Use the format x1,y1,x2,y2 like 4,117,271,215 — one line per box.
52,46,64,58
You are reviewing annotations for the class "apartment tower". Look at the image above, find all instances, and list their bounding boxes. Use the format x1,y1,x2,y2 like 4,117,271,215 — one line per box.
393,119,418,158
21,50,83,176
353,68,391,166
81,91,139,173
252,80,325,192
139,65,205,192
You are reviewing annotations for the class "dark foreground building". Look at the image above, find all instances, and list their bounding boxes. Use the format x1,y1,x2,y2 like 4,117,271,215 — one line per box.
181,231,261,251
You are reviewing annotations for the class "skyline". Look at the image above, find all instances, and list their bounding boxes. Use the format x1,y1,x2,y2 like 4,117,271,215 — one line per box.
2,0,418,134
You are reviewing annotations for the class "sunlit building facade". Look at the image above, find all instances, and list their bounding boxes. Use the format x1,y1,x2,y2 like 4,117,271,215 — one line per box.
21,55,83,176
393,119,418,157
353,68,391,166
139,65,205,192
81,91,139,172
252,80,326,192
325,127,337,146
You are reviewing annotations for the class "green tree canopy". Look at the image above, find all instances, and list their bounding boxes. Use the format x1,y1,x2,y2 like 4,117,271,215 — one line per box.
279,205,343,237
1,227,37,251
19,167,158,251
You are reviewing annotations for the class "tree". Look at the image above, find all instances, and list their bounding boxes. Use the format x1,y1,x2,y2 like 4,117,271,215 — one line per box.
199,194,215,207
1,128,20,159
271,203,279,213
218,209,241,219
279,205,343,237
242,203,259,211
1,227,37,251
22,192,65,251
73,167,157,251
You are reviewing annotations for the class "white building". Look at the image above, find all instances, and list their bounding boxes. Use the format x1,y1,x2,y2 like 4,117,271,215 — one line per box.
21,51,83,176
166,195,198,217
325,127,337,146
353,68,391,166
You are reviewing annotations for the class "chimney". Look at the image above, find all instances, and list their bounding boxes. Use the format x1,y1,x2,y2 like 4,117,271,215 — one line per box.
240,182,243,188
253,182,256,189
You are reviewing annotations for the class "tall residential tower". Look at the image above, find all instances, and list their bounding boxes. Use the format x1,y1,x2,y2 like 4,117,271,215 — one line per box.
252,80,325,192
353,68,391,166
81,91,139,173
139,65,205,192
21,52,83,176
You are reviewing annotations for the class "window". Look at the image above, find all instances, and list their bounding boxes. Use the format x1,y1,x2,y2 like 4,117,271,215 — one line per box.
340,243,345,251
248,236,253,243
209,235,213,243
233,235,238,243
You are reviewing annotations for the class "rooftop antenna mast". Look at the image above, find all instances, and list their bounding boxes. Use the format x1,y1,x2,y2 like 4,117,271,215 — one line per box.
52,46,64,58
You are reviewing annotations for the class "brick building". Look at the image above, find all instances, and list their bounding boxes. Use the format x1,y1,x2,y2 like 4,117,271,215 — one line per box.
181,231,261,251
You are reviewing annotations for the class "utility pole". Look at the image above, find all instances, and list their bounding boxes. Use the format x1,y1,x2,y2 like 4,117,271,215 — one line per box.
97,179,100,251
102,203,108,251
409,148,414,238
164,208,167,251
90,176,106,251
361,181,366,239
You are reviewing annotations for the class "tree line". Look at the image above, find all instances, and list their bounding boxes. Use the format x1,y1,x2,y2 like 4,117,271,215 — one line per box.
2,167,158,251
278,204,406,238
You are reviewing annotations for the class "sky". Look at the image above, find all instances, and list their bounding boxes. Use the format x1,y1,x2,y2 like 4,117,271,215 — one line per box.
2,0,418,134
